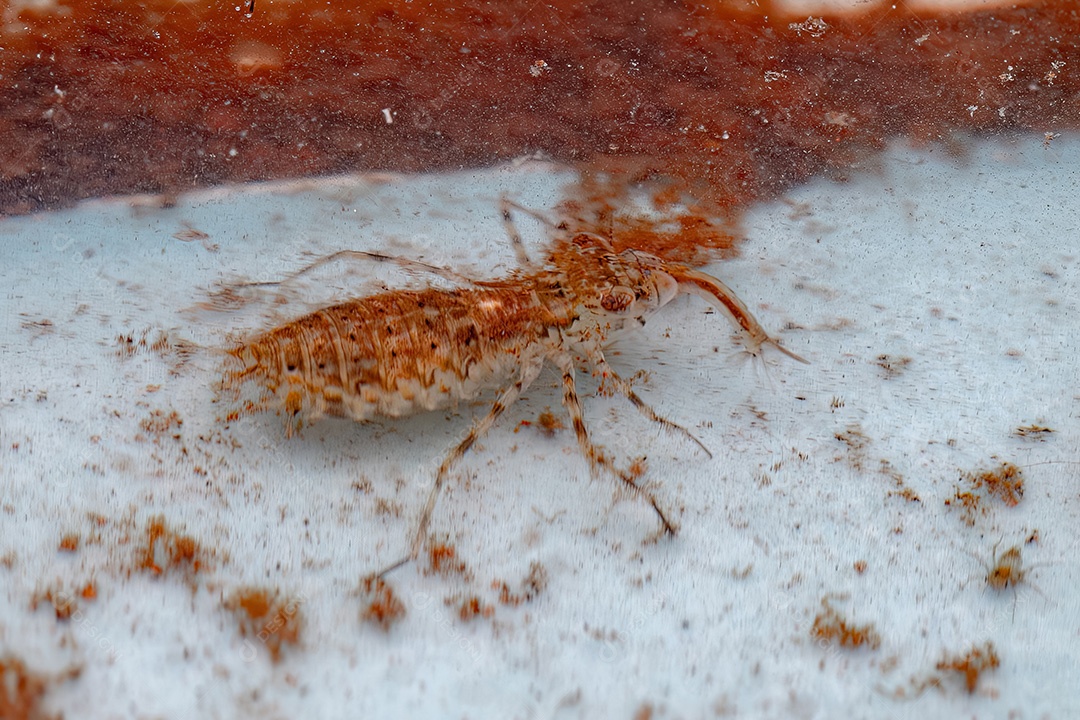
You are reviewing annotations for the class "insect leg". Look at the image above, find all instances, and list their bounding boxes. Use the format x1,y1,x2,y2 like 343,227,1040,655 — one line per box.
379,355,546,577
554,354,678,536
499,197,539,269
587,348,712,458
238,249,480,291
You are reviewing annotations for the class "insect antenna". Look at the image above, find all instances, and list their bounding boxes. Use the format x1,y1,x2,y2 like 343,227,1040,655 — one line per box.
670,267,809,364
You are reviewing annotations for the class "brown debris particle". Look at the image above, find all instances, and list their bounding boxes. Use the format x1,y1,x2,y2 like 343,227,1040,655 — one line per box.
359,575,406,631
944,490,983,526
810,596,880,650
80,581,96,601
18,317,54,342
833,424,869,470
0,656,80,720
1014,424,1054,440
535,409,565,437
946,461,1025,525
426,542,469,578
136,515,210,579
114,328,197,374
224,587,304,663
927,642,1001,695
881,461,920,503
58,533,80,553
495,561,549,607
632,702,655,720
138,409,184,441
172,222,219,252
458,595,495,622
517,408,566,437
874,354,912,379
972,462,1025,507
30,589,71,622
30,580,98,621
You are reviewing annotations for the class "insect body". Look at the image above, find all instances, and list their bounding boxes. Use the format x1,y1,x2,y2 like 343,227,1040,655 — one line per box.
964,539,1050,618
222,214,806,571
985,543,1027,591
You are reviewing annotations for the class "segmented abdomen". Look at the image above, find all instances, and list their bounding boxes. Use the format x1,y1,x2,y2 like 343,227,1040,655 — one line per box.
223,284,568,431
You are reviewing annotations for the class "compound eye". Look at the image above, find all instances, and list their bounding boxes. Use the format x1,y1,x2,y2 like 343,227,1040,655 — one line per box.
600,286,635,313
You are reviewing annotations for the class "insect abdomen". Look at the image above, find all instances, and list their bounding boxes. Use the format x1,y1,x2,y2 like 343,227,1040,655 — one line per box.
224,285,566,430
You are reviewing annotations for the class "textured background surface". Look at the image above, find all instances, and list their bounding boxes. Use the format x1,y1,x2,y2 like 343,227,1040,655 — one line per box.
2,0,1077,219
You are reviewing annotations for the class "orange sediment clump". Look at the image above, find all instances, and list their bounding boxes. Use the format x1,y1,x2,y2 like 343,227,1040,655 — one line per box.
810,597,881,649
31,581,97,621
359,576,407,631
136,515,210,578
495,562,549,607
969,462,1025,507
0,656,80,720
224,587,304,663
427,543,469,578
930,642,1001,694
535,409,565,437
895,640,1002,697
458,596,496,622
0,0,1076,257
946,460,1025,524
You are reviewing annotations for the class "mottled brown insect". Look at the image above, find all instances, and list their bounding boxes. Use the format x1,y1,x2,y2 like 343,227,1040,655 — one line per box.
220,202,807,572
984,543,1028,591
965,539,1050,617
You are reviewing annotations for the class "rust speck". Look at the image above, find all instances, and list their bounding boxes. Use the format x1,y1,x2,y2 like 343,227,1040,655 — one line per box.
224,587,304,663
58,533,80,553
359,576,406,631
928,642,1001,695
495,561,549,607
0,656,80,720
535,408,565,437
136,515,210,580
458,596,495,622
427,542,468,578
810,596,880,650
1014,424,1054,440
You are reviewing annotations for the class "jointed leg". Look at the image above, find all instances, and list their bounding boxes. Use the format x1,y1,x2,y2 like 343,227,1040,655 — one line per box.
587,348,712,459
378,355,545,577
238,249,479,290
499,197,538,269
499,196,576,270
555,355,678,536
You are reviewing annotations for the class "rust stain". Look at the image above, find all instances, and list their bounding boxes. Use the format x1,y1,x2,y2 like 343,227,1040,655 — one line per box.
0,0,1073,241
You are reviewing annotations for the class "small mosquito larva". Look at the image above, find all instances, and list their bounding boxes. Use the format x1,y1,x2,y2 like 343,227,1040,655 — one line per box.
220,201,807,573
